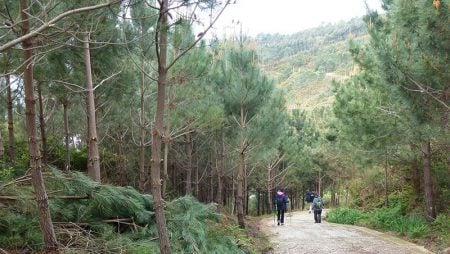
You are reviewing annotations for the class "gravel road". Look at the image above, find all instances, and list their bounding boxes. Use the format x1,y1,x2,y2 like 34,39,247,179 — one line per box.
260,210,433,254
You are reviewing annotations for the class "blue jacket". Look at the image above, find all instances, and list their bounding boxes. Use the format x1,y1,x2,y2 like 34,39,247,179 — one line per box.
274,191,288,211
312,196,324,211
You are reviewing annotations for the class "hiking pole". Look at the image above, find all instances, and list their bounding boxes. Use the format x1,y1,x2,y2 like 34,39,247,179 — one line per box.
289,210,292,225
273,208,276,226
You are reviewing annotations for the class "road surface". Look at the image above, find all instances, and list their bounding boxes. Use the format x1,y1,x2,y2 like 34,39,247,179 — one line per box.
260,210,433,254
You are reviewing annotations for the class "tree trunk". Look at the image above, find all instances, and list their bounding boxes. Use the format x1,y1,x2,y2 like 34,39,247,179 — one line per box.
162,81,174,197
150,0,172,252
83,33,101,182
6,74,15,164
20,0,58,251
0,126,4,159
138,62,147,193
422,140,436,219
215,131,224,206
209,157,214,202
185,131,192,195
384,150,389,207
194,141,199,198
36,81,48,164
318,170,322,196
267,163,272,212
63,101,70,171
118,134,126,186
236,106,246,228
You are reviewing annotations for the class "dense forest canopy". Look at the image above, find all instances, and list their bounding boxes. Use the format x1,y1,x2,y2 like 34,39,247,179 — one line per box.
0,0,448,253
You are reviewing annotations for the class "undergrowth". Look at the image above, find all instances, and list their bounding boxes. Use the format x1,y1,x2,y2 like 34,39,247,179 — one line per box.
0,168,254,253
326,198,449,252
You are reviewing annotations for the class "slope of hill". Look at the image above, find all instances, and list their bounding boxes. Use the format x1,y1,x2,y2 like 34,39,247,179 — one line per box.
252,18,368,111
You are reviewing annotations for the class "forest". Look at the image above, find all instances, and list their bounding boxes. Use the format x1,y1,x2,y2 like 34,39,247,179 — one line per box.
0,0,449,253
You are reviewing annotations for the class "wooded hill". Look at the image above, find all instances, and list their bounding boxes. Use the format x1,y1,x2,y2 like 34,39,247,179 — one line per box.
0,0,449,253
251,18,367,111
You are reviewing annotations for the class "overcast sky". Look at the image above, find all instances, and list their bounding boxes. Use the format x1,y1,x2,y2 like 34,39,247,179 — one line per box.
210,0,384,37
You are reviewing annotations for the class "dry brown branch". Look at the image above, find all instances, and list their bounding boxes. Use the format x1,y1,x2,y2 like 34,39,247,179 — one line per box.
0,174,32,190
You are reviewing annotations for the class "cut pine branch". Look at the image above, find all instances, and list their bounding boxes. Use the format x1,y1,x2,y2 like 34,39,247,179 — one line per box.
0,195,89,200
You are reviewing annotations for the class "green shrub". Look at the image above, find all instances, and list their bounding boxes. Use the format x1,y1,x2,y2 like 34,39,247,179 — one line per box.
326,207,367,224
366,207,428,237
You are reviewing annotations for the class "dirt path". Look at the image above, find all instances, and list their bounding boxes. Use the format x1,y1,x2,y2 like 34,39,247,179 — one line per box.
260,210,433,254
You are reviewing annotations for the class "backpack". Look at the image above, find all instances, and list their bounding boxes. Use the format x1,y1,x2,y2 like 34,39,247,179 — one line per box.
276,194,284,207
314,198,323,210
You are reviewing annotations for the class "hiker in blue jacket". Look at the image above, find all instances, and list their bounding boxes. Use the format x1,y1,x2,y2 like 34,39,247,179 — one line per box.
273,188,289,226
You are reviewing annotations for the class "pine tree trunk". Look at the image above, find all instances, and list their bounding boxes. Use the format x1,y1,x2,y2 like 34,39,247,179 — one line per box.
185,132,192,195
215,131,224,206
267,164,272,212
20,0,58,251
36,81,48,164
63,102,70,171
236,106,246,228
151,0,172,252
118,134,126,186
0,126,4,159
139,63,147,192
83,33,101,183
422,140,436,219
6,74,15,164
194,142,199,198
209,157,214,202
162,82,174,197
384,150,389,207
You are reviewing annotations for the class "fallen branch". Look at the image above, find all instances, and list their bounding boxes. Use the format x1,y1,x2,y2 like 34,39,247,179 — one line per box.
0,174,32,190
0,195,89,200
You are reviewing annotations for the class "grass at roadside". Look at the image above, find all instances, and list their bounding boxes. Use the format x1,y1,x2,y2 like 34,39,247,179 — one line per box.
326,207,450,253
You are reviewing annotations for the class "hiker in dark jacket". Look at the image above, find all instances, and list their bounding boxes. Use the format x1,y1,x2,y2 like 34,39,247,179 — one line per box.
312,195,324,223
273,188,289,226
306,190,315,213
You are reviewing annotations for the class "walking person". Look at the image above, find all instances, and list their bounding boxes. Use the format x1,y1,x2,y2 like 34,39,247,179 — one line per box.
305,190,315,213
273,188,289,226
312,194,324,223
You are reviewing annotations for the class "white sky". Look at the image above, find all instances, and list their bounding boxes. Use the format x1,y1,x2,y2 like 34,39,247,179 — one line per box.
210,0,384,37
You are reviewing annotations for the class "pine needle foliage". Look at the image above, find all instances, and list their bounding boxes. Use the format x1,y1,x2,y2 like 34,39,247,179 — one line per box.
166,195,244,253
1,170,249,253
44,168,154,224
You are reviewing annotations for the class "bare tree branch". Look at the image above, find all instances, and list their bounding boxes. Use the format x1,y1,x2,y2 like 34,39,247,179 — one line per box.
0,0,122,52
407,76,449,109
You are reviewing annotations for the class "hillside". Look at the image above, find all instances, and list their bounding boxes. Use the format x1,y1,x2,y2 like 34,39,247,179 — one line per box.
252,18,368,111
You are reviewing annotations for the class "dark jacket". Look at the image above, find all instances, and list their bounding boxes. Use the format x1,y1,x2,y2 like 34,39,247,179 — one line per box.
273,191,289,211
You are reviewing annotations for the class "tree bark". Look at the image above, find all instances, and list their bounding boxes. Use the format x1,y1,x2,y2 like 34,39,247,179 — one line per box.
138,58,147,193
20,0,58,251
194,141,199,198
0,125,4,159
267,163,272,212
384,149,389,207
215,131,224,206
63,101,70,171
185,131,193,195
422,140,436,219
83,33,101,183
150,0,172,252
6,74,15,164
118,133,126,186
162,81,174,197
36,81,48,164
236,106,246,228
